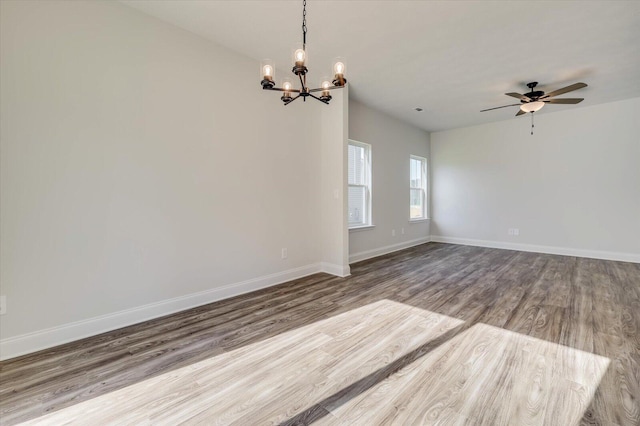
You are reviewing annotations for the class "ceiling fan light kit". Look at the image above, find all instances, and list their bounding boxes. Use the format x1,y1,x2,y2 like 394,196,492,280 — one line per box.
260,0,346,106
481,81,588,134
520,101,545,113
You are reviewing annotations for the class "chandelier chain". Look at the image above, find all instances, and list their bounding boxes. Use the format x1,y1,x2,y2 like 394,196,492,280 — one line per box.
302,0,307,48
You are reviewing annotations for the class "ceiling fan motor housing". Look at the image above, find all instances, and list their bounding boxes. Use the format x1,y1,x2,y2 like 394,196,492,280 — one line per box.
525,82,544,101
523,91,544,102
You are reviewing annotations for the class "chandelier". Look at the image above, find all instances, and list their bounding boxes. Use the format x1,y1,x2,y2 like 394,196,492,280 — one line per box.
260,0,347,105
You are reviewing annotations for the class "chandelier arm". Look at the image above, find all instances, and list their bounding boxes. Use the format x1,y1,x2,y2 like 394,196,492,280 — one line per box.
268,87,302,93
308,85,343,93
298,73,306,91
309,93,329,104
284,95,301,106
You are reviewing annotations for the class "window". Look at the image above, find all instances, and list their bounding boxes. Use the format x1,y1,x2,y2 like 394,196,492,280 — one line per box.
348,141,372,228
410,155,427,220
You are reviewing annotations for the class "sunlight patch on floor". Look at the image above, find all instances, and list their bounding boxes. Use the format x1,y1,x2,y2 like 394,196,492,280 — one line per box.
20,301,609,425
20,300,463,425
319,323,610,425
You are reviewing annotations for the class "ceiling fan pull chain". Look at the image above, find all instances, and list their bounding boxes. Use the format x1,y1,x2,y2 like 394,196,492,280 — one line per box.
531,113,534,135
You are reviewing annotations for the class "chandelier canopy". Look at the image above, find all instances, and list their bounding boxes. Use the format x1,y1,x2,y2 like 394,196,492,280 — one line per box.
260,0,347,105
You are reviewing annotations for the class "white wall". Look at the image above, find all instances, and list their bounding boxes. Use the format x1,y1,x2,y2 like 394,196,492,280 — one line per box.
321,89,351,276
431,97,640,262
0,0,348,359
348,100,431,262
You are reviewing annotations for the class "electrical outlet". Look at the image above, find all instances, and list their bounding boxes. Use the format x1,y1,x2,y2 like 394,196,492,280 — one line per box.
401,228,405,235
0,295,6,315
508,228,514,236
281,248,288,259
392,229,396,237
514,228,520,236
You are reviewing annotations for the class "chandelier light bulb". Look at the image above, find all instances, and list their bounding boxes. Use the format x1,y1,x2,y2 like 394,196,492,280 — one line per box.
319,78,332,102
283,81,292,92
520,101,545,113
294,49,306,64
321,79,330,95
332,58,347,87
260,59,275,87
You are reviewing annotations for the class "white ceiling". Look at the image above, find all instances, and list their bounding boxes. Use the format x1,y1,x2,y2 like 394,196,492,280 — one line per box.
122,1,640,132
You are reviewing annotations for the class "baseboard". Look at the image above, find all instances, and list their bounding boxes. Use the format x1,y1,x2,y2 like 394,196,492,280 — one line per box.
0,263,324,361
430,236,640,264
320,262,351,277
349,236,432,263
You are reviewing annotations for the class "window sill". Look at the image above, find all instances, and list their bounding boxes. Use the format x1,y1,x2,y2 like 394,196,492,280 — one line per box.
409,218,430,223
349,225,376,232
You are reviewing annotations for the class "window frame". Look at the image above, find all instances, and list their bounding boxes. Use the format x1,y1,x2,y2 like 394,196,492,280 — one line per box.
348,140,373,229
409,154,428,221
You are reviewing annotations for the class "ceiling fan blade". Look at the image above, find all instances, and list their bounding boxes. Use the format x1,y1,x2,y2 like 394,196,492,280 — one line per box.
516,109,526,116
480,103,521,112
505,92,532,101
542,82,587,99
543,98,584,104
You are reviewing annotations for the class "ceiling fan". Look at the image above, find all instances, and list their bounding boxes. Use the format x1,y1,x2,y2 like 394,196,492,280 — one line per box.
481,81,587,116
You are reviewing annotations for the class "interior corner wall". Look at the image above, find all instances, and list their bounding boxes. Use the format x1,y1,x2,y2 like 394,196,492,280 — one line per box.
348,100,431,263
430,97,640,262
0,0,328,359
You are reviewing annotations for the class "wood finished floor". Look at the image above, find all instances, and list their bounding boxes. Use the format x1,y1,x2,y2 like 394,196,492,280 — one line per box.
0,243,639,425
